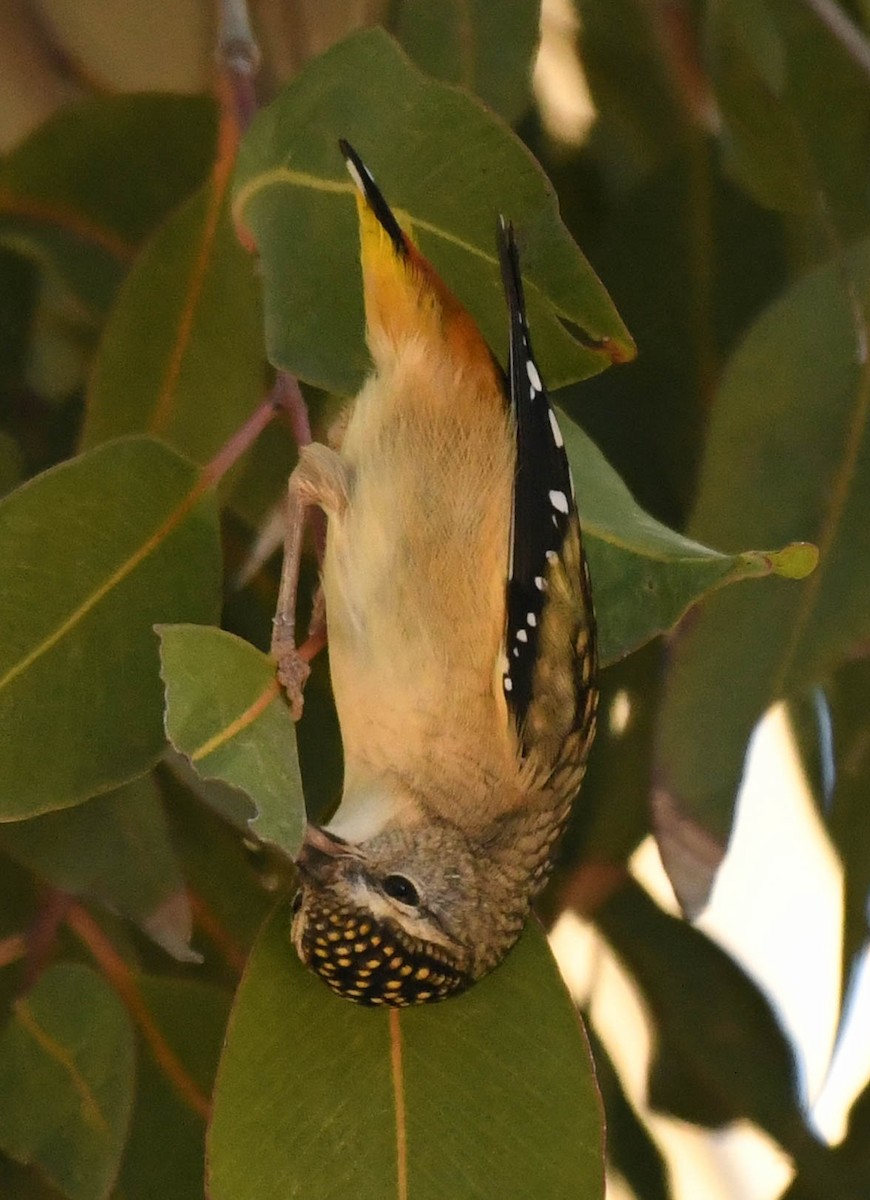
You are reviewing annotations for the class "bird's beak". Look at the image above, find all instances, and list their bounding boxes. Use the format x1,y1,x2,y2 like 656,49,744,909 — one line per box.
295,824,361,882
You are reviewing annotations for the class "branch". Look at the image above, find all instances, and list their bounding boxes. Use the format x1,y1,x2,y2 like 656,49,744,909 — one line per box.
67,903,211,1120
216,0,261,133
188,890,248,975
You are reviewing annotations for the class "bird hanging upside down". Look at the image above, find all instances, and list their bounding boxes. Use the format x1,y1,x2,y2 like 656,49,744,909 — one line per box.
272,140,598,1006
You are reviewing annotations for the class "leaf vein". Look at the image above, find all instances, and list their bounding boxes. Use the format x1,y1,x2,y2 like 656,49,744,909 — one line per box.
14,999,110,1135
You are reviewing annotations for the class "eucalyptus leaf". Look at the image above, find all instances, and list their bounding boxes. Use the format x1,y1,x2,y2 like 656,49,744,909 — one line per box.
0,963,135,1200
0,774,194,960
707,0,870,238
656,238,870,909
0,94,217,313
159,624,305,858
561,411,816,665
233,28,633,397
208,904,604,1200
0,437,221,819
596,881,804,1147
390,0,541,123
81,182,266,475
117,977,230,1200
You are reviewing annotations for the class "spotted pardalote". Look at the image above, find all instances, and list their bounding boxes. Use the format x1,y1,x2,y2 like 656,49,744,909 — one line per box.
272,140,598,1006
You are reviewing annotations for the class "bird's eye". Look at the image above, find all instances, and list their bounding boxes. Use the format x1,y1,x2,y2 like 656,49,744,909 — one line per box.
382,874,420,906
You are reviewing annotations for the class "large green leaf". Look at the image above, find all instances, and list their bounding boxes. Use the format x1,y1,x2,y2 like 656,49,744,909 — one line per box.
0,774,194,960
159,624,305,858
561,411,815,665
596,881,806,1148
0,963,135,1200
575,0,685,174
117,976,230,1200
707,0,870,238
233,28,633,397
80,182,266,471
0,95,217,314
655,238,870,908
208,904,604,1200
0,436,221,819
390,0,541,124
561,150,787,529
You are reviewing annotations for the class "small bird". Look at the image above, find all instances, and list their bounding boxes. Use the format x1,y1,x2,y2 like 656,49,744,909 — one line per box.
272,140,598,1006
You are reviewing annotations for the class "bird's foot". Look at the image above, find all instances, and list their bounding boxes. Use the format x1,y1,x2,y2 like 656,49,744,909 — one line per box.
273,634,311,721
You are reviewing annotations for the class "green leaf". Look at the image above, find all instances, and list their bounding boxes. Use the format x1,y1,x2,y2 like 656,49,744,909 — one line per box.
233,27,633,397
0,774,194,960
208,904,604,1200
117,977,230,1200
158,624,305,858
655,237,870,907
595,881,805,1147
80,182,266,476
390,0,541,123
576,0,685,173
707,0,870,237
159,769,277,953
561,149,787,529
0,95,217,313
0,436,221,819
561,411,816,665
706,0,814,215
0,963,135,1200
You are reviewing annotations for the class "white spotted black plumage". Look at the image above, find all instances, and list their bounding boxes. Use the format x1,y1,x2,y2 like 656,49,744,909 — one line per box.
496,218,577,728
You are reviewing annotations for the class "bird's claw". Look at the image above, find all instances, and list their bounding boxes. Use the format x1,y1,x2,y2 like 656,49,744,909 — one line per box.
274,641,311,720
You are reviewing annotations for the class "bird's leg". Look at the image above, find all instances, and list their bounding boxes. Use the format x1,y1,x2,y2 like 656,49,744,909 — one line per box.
299,405,349,648
272,443,349,718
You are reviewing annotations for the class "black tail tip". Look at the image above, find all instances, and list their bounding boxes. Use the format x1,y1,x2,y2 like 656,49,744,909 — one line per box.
338,137,371,193
336,137,407,256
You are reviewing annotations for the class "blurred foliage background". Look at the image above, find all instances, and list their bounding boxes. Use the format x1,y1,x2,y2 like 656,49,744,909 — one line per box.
1,2,869,1198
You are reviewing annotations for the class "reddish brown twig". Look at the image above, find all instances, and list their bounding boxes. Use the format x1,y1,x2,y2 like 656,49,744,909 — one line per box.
67,903,210,1120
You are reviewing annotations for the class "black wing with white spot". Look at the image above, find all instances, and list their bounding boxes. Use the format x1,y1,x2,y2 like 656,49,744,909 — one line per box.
497,219,576,727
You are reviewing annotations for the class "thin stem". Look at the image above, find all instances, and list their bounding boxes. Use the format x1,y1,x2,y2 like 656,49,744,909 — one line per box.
201,377,296,489
188,890,247,974
67,903,211,1120
274,371,313,448
216,0,261,132
21,888,74,993
297,628,328,664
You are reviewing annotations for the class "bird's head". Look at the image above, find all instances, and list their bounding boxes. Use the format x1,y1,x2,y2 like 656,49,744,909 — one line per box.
290,820,531,1006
